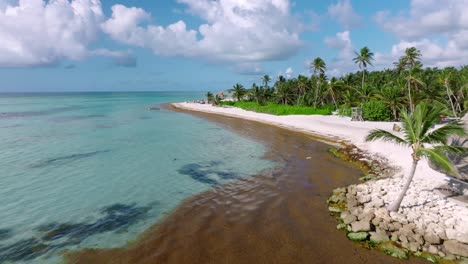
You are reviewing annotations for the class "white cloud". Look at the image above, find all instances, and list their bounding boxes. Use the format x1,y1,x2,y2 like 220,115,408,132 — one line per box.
285,67,293,78
323,31,356,76
0,0,133,67
0,0,103,67
102,0,303,70
328,0,361,30
375,0,468,40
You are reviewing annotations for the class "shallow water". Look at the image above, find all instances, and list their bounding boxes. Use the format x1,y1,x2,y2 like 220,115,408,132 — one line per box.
0,92,275,263
66,108,428,264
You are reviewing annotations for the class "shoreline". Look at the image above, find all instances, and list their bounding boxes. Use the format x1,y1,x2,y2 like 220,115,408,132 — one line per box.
65,103,429,263
171,102,468,261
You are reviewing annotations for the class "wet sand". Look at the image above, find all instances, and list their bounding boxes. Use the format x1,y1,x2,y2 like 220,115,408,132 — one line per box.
65,107,426,264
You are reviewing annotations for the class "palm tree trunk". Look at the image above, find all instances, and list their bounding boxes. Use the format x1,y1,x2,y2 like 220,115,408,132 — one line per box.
445,83,457,118
388,159,418,212
361,70,365,90
407,78,414,113
314,80,320,108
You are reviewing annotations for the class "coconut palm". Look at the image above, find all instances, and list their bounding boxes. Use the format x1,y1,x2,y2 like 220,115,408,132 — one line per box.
262,75,271,89
229,83,246,102
205,92,214,104
438,70,458,118
311,57,327,107
366,102,467,212
376,85,405,120
353,47,374,90
398,47,422,113
250,83,264,104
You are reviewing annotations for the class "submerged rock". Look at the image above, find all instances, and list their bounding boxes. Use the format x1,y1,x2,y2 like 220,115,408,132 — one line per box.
378,241,409,260
347,232,369,241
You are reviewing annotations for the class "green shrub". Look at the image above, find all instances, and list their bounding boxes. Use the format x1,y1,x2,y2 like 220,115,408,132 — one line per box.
338,105,352,117
363,101,392,121
220,101,332,116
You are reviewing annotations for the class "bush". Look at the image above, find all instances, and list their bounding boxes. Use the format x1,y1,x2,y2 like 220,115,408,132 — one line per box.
363,101,392,121
220,101,332,116
338,105,352,117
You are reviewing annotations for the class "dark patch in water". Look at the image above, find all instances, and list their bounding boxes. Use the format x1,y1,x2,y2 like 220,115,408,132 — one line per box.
139,116,152,120
0,106,82,120
0,203,153,262
49,114,106,123
0,229,12,241
31,150,110,168
178,161,239,185
0,238,49,262
37,203,151,243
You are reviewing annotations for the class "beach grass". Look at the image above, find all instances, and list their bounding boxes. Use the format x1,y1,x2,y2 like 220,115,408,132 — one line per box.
220,102,333,116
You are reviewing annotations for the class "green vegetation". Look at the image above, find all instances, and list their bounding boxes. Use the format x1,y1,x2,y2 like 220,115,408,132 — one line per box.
220,101,333,116
211,46,468,121
362,101,392,121
366,102,467,212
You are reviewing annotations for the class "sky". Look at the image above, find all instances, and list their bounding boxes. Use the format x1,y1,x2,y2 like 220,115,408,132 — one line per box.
0,0,467,92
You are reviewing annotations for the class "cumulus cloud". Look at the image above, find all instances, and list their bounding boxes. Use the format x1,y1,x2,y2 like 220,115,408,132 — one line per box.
323,31,356,76
328,0,362,30
0,0,103,67
375,0,468,40
373,0,468,68
0,0,135,68
102,0,303,71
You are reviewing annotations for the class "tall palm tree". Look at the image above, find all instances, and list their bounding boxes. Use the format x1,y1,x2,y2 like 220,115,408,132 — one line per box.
366,102,467,212
276,82,293,105
250,83,264,104
262,75,271,89
229,83,246,102
205,92,214,104
398,47,422,113
311,57,327,107
353,47,374,90
296,75,309,105
438,70,458,118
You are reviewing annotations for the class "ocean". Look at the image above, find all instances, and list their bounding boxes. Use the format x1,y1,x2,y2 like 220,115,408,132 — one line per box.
0,92,276,263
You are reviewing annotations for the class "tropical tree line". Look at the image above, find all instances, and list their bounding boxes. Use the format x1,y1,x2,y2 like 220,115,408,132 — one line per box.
208,47,468,121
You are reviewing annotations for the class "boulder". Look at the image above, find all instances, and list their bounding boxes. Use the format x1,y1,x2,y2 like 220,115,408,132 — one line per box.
369,229,389,244
347,232,369,241
424,231,441,245
342,214,357,225
336,223,347,230
443,240,468,258
351,220,371,232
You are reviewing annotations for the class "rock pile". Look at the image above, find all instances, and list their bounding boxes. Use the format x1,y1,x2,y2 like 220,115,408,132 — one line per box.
328,176,468,262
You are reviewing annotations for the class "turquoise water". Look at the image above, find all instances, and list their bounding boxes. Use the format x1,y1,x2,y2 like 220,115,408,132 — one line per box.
0,92,275,263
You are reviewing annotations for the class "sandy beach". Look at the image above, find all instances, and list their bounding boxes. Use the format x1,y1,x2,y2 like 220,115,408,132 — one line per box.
171,102,468,260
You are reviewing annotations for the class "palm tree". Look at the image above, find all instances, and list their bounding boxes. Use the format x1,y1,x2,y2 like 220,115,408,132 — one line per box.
376,85,405,120
229,83,246,102
311,57,327,107
366,102,467,212
205,92,214,104
296,75,309,105
250,83,264,104
262,75,271,89
398,47,422,113
276,82,293,105
438,70,458,118
353,47,374,90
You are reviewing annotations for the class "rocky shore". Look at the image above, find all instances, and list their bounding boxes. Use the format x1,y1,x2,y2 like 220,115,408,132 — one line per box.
328,147,468,263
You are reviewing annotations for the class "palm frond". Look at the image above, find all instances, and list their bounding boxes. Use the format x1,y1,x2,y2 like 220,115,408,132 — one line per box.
433,145,468,156
419,147,455,174
422,121,467,144
400,109,417,143
365,129,408,145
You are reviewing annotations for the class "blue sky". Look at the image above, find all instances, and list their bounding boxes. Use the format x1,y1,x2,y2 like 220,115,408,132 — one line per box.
0,0,466,92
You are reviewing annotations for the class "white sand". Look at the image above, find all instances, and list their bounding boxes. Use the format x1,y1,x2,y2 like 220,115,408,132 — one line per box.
172,102,468,249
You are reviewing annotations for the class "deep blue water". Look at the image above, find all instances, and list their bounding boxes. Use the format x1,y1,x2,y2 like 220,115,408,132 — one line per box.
0,92,275,263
